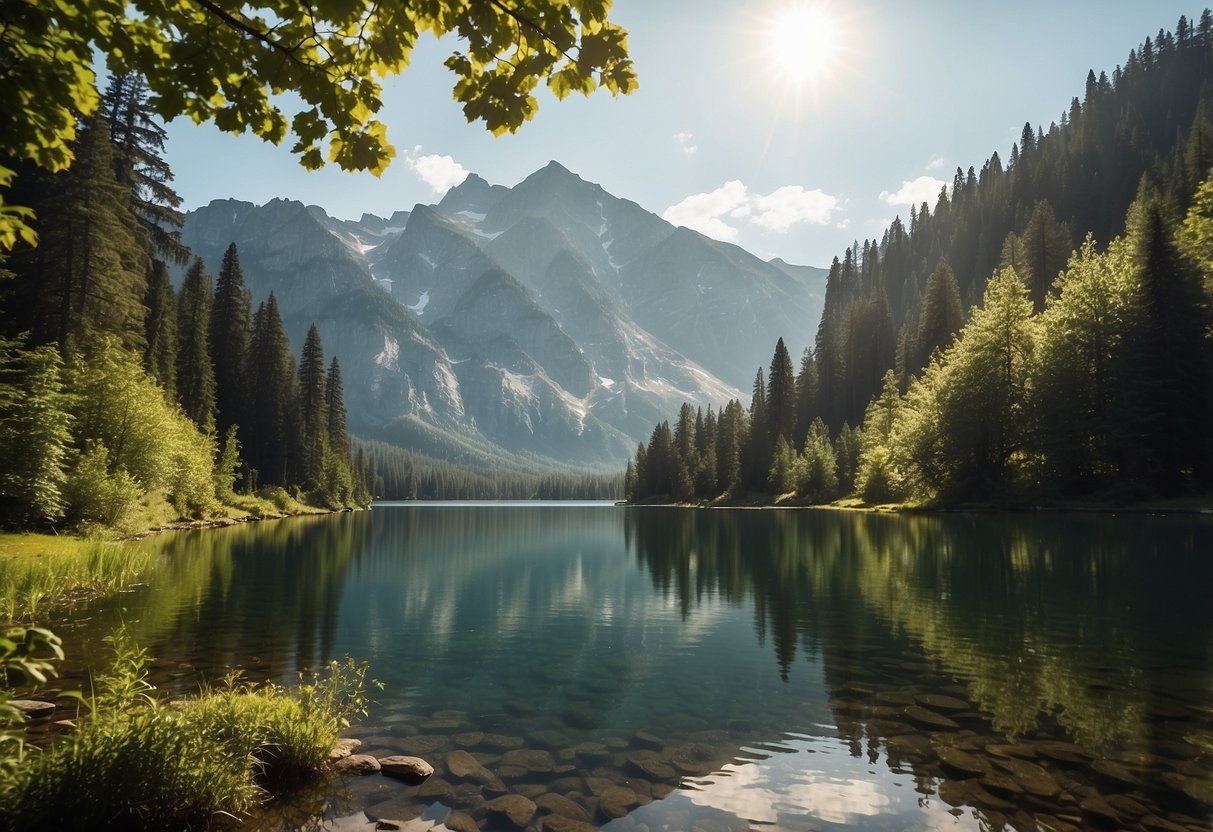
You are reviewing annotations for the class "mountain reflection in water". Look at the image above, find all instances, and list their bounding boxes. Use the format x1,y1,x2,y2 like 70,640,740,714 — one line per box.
40,505,1213,831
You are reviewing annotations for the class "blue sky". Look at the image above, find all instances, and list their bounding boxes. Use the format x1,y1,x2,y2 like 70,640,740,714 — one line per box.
165,1,1200,267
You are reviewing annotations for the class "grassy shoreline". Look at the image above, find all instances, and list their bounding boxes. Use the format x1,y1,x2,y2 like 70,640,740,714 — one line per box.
623,494,1213,515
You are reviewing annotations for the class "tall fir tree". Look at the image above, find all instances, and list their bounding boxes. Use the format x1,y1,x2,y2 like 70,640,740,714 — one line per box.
176,258,216,432
20,114,149,353
210,242,251,436
744,368,770,490
101,72,188,264
246,294,299,487
916,262,965,368
325,356,349,458
766,337,797,444
793,349,819,450
142,260,177,395
298,324,329,490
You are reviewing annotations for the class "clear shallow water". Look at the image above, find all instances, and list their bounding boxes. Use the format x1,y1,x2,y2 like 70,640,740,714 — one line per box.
42,505,1213,831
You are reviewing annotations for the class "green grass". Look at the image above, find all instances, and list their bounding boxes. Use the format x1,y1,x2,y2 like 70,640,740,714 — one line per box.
0,534,154,622
0,633,372,831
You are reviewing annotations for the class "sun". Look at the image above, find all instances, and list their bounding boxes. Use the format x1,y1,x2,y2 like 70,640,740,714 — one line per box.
767,4,842,83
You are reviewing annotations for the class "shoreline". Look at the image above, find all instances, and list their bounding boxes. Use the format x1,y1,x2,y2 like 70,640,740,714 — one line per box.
620,496,1213,516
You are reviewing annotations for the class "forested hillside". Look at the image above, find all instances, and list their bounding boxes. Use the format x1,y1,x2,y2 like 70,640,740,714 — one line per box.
0,76,368,531
627,12,1213,506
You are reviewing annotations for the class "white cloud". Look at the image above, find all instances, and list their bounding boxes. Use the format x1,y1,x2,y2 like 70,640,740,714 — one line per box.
663,180,841,242
879,175,948,207
672,132,699,156
747,186,839,232
406,146,469,195
836,218,851,229
662,180,749,242
926,155,946,170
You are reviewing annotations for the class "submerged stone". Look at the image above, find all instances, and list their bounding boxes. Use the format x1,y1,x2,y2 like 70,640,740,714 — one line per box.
487,794,537,828
333,754,381,776
379,755,434,784
330,737,363,760
903,705,959,731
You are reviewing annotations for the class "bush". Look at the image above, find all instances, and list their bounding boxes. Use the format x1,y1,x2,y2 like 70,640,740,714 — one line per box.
0,631,372,831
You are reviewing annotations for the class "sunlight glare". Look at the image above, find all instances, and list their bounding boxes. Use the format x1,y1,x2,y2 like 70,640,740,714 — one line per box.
768,4,841,83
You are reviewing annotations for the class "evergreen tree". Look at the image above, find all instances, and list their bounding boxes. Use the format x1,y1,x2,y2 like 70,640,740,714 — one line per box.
298,324,329,490
0,337,72,527
793,349,819,450
210,242,251,436
246,294,298,487
766,337,797,444
325,356,349,458
916,262,965,368
176,258,216,432
101,72,188,264
23,115,149,352
797,418,838,503
142,260,177,395
745,368,770,490
1019,200,1071,312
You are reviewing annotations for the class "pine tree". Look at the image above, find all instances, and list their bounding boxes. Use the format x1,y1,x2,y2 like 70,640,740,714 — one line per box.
745,368,770,490
1019,200,1071,312
246,294,299,487
766,337,797,444
210,242,251,435
0,337,72,527
793,349,819,449
325,356,349,458
916,262,965,367
27,114,149,352
176,258,216,432
101,72,188,264
142,260,177,395
298,324,329,490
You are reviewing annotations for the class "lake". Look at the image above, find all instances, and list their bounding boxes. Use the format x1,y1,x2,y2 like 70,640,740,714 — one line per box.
45,504,1213,831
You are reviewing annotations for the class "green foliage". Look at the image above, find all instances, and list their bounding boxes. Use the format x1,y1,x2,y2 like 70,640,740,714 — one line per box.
767,436,796,495
141,261,177,395
68,340,218,525
0,536,152,622
175,258,216,432
63,443,143,531
0,337,72,528
0,631,372,831
797,419,838,503
0,0,636,248
0,625,62,773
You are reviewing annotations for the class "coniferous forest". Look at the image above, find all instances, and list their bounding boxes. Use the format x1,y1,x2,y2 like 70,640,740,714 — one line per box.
627,13,1213,506
0,76,361,532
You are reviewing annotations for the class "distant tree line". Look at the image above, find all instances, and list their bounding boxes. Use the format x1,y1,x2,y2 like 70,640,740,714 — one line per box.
629,13,1213,506
629,183,1213,505
0,74,366,531
812,12,1213,433
359,439,622,501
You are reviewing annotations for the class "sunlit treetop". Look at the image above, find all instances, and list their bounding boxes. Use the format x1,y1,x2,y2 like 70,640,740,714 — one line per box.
0,0,637,248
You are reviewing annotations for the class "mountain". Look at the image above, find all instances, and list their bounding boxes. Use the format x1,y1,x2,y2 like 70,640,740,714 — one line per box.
181,163,826,468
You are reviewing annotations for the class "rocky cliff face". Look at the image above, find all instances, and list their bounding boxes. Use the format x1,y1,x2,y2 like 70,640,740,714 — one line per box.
181,162,827,468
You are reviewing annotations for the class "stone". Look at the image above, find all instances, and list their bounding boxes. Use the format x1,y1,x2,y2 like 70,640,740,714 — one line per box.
1140,814,1190,832
447,750,499,785
985,743,1037,760
1104,794,1150,819
452,732,485,747
914,694,969,712
562,703,600,729
632,730,663,751
598,786,638,819
1079,794,1123,826
584,777,617,797
936,779,971,807
481,733,525,751
980,772,1024,798
540,817,598,832
379,755,434,784
536,792,590,822
501,748,556,773
417,777,456,801
903,705,959,731
487,794,537,828
1090,758,1142,787
626,756,676,781
528,729,569,749
365,798,424,823
330,737,364,760
886,733,935,759
400,735,449,755
8,699,54,719
568,742,612,765
333,754,382,776
990,757,1060,798
441,811,479,832
1035,741,1093,765
937,746,988,778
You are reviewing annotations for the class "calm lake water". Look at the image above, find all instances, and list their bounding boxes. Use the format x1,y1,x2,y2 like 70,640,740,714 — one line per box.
44,504,1213,831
